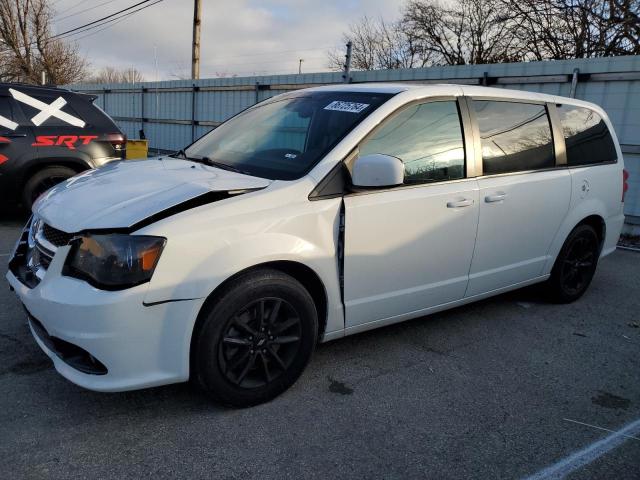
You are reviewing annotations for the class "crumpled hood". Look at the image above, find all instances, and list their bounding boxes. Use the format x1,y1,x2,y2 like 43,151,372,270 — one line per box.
33,157,271,232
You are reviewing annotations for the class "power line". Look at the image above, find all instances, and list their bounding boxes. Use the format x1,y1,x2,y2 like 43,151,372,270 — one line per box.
54,0,164,40
71,8,139,41
55,0,121,23
51,0,157,39
55,0,87,16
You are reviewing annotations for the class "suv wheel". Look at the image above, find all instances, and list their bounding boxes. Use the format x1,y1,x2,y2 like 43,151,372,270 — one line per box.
545,224,600,303
22,166,77,210
193,268,318,407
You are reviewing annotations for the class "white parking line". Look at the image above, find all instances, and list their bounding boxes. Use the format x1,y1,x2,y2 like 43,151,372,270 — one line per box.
0,253,10,257
563,418,640,441
524,417,640,480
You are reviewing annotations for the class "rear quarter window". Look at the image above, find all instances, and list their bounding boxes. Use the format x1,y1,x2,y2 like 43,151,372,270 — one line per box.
557,105,617,165
0,95,26,127
18,92,85,128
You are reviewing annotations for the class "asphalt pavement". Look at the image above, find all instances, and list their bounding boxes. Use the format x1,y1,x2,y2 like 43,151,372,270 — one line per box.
1,215,639,479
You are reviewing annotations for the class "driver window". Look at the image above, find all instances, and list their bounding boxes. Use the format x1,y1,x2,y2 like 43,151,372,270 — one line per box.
359,100,466,184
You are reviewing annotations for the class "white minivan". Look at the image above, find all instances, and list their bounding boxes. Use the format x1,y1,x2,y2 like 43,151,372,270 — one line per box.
7,84,628,406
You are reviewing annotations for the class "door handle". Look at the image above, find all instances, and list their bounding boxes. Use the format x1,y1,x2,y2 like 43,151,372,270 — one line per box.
485,193,506,203
0,132,26,138
447,198,474,208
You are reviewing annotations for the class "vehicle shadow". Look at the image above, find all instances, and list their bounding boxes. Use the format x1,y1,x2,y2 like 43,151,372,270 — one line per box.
8,283,546,422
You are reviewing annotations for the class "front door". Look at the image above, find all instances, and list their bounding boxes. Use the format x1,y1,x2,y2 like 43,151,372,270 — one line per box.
343,99,479,328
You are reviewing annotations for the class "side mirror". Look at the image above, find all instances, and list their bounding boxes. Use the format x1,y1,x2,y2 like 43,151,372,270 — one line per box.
351,154,404,188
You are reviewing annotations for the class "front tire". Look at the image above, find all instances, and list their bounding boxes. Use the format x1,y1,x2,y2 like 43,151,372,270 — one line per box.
544,224,600,303
193,269,318,407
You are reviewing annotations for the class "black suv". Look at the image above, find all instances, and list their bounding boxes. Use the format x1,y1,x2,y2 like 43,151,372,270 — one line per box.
0,83,126,210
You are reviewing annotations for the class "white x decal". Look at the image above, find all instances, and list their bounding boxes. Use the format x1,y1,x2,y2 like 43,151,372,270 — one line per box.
9,88,86,128
0,113,18,131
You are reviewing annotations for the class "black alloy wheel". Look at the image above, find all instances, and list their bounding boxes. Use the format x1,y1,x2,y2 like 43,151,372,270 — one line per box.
559,233,598,296
194,268,317,407
219,298,302,388
545,224,600,303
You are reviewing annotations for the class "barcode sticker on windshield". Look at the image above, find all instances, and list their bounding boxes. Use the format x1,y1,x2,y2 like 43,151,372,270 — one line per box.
324,101,369,113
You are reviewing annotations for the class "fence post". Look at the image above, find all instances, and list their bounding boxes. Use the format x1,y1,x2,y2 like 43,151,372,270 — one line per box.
342,41,352,84
255,81,260,104
140,87,145,139
191,83,198,142
569,68,580,98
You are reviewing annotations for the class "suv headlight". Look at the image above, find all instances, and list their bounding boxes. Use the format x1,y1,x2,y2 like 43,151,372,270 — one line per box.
63,234,166,290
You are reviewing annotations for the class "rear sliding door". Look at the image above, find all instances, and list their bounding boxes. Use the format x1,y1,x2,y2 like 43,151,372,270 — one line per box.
466,99,571,297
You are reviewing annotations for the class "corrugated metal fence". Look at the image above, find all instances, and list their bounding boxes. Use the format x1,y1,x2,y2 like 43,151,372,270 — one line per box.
68,56,640,221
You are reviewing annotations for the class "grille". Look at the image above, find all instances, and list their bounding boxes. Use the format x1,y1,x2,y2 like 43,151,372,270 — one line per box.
37,246,53,269
43,223,73,247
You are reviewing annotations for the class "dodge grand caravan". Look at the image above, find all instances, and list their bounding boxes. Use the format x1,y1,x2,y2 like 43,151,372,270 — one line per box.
6,84,627,406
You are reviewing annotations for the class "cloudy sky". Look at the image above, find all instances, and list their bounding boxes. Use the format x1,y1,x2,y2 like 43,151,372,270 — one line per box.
51,0,404,81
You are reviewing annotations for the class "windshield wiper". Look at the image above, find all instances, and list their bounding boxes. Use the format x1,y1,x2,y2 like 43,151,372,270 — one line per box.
201,157,252,176
171,149,188,159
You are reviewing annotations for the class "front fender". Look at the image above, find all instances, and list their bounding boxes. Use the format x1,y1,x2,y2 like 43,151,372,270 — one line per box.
141,192,344,337
147,232,333,302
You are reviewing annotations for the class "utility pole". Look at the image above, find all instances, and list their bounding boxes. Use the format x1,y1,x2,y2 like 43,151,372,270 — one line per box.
342,40,352,83
191,0,202,80
298,58,304,74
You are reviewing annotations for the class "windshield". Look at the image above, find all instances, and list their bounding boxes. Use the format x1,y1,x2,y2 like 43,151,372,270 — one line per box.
184,91,393,180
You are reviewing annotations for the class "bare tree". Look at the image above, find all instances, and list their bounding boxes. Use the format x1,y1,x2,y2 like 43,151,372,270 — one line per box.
0,0,87,84
120,67,145,83
500,0,640,59
403,0,523,65
87,66,145,84
329,0,638,69
328,15,432,70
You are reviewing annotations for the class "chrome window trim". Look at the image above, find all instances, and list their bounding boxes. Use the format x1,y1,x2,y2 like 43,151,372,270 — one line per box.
460,97,483,177
464,95,549,106
475,166,569,180
547,103,567,166
457,97,478,179
344,176,479,198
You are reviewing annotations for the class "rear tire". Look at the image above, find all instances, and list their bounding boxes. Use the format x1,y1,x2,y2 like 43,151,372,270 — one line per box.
544,224,600,303
22,166,77,210
193,268,318,407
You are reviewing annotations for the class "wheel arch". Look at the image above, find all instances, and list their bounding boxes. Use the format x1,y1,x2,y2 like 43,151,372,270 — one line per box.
20,157,90,189
544,207,607,275
576,214,606,252
188,260,329,374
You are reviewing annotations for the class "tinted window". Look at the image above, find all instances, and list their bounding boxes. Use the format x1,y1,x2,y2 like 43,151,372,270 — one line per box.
0,96,24,127
475,100,554,175
16,93,84,128
359,101,465,184
185,91,392,180
557,105,617,165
